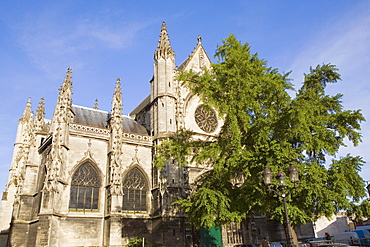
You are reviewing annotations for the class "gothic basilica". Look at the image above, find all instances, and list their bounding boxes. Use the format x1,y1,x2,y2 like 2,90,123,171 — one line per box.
0,23,314,247
0,22,223,247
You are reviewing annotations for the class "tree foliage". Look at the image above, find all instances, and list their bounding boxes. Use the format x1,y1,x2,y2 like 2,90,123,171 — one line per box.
155,34,366,228
347,200,370,222
126,237,149,247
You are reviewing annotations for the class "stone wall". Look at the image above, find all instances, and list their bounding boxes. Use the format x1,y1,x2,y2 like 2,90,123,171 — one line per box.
58,217,104,246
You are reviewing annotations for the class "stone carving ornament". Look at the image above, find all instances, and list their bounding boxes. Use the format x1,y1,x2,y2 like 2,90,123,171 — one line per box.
194,104,217,133
123,168,146,190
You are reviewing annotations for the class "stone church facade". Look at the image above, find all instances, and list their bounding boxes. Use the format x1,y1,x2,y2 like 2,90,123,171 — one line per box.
0,22,224,247
0,23,315,247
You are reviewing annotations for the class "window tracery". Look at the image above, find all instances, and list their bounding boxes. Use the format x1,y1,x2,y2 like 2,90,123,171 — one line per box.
69,163,100,211
194,104,218,133
122,168,147,212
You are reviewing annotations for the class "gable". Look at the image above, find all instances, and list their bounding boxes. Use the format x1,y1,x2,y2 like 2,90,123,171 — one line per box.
177,44,212,72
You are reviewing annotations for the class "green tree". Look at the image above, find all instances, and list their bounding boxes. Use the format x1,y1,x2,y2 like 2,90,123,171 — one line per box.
155,34,366,234
347,200,370,222
126,237,149,247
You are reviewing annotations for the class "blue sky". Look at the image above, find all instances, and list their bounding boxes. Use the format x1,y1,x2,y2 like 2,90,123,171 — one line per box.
0,1,369,194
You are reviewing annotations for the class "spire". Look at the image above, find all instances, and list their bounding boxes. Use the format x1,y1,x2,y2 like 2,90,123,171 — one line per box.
111,78,123,118
154,21,174,60
52,67,73,124
44,68,73,194
36,97,45,122
20,98,33,123
109,78,124,196
60,67,73,109
34,97,46,132
11,97,36,199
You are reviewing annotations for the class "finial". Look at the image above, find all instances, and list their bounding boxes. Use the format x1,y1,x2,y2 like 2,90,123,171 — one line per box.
197,35,202,44
36,97,45,121
94,98,99,109
66,67,72,80
53,67,73,124
24,97,32,115
161,21,167,31
112,77,123,116
114,78,121,91
155,22,174,60
21,97,33,122
59,67,73,93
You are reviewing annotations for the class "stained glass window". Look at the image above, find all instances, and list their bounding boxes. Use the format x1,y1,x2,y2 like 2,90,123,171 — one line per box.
123,168,147,212
69,163,100,211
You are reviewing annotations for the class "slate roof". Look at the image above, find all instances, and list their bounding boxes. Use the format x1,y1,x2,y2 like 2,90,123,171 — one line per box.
129,94,150,117
72,105,148,135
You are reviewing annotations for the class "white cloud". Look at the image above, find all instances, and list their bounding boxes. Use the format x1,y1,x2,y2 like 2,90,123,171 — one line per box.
288,2,370,182
289,2,370,83
76,19,147,49
14,13,150,77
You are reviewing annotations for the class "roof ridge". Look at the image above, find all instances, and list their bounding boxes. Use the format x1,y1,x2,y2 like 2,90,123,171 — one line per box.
72,104,109,113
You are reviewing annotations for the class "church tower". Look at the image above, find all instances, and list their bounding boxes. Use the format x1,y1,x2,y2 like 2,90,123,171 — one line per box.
151,22,177,138
2,95,49,246
1,99,37,237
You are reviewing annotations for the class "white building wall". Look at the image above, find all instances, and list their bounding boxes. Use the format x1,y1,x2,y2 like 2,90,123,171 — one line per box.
314,215,349,238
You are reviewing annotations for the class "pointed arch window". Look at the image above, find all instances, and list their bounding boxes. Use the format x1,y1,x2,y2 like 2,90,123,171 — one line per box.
69,163,100,211
123,168,147,212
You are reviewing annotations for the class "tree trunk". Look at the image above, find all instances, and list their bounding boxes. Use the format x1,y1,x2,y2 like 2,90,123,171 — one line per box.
283,221,299,247
291,225,299,247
